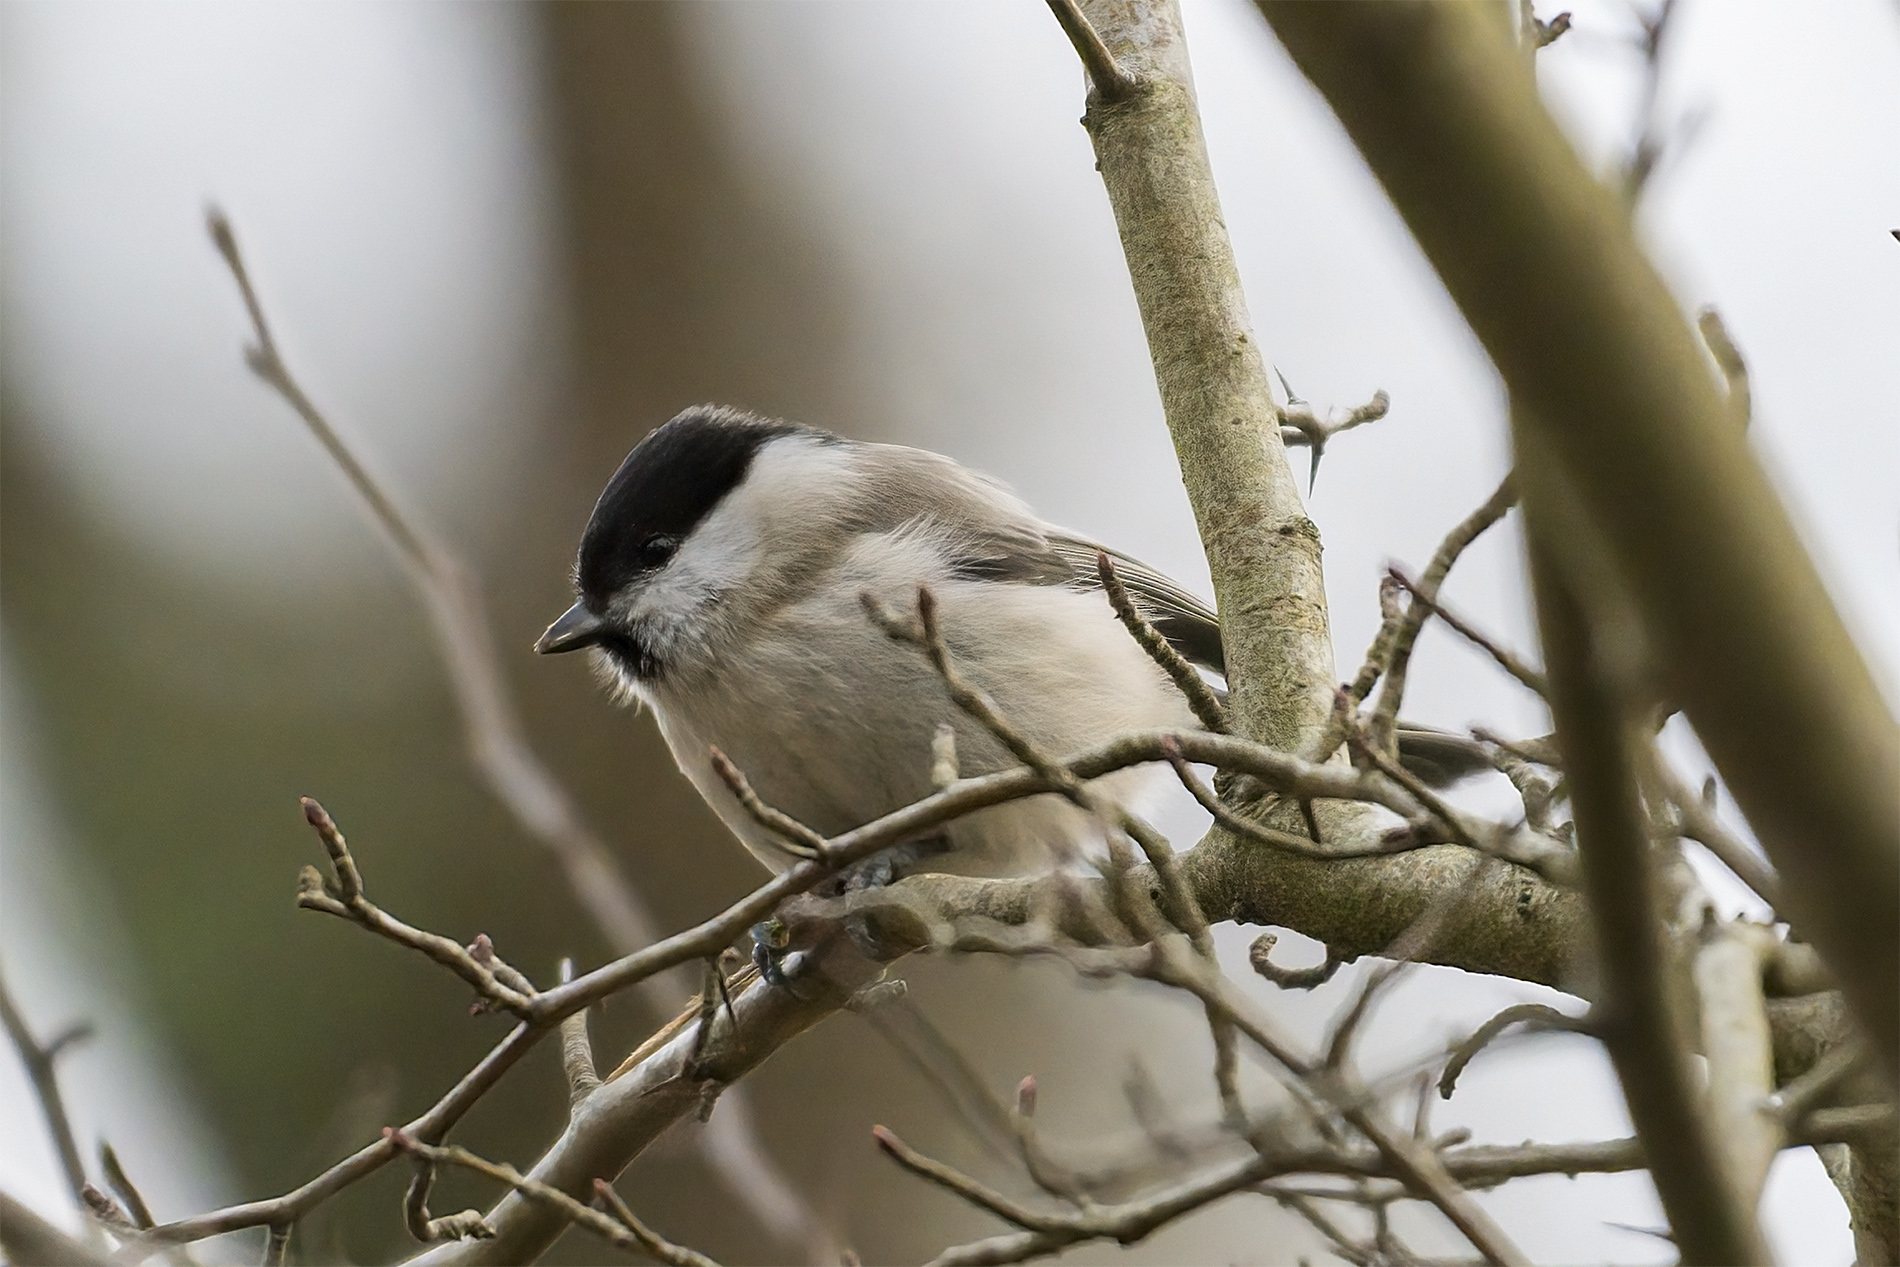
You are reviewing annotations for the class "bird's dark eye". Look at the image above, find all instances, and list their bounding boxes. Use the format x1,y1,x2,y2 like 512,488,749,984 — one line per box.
634,535,678,570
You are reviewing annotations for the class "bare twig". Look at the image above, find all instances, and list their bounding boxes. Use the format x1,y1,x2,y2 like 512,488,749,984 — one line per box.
1042,0,1138,101
400,1153,495,1244
708,748,826,859
556,959,600,1110
1620,0,1687,207
97,1146,153,1233
1697,308,1751,429
1439,1003,1593,1100
1363,473,1519,757
1767,1040,1867,1124
593,1180,725,1267
1385,567,1547,697
1097,553,1228,733
1651,758,1783,911
858,999,1020,1166
385,1132,718,1267
294,798,537,1015
1163,741,1431,862
0,963,93,1215
1518,1,1573,52
205,208,816,1246
136,1020,543,1250
883,1095,1636,1267
1249,934,1344,991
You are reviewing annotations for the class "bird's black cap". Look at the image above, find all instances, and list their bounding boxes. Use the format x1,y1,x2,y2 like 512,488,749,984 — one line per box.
575,405,804,605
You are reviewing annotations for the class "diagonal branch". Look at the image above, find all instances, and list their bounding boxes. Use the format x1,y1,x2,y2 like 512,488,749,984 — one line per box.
1254,0,1898,1083
1385,567,1547,698
204,210,818,1247
0,964,92,1216
1073,0,1332,756
1526,522,1769,1263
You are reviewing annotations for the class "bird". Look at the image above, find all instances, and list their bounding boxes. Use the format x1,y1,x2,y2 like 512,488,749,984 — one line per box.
536,404,1483,881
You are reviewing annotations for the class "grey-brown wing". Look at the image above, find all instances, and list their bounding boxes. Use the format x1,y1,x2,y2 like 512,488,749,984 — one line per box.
842,445,1227,671
1044,532,1226,674
919,498,1494,786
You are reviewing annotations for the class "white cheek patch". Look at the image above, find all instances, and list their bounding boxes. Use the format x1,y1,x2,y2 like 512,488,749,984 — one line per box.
622,434,857,662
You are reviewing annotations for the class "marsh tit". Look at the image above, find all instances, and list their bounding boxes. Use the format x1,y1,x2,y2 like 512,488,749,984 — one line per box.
537,405,1479,877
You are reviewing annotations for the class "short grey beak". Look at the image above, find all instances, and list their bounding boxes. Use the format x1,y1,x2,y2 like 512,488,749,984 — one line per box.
535,602,608,655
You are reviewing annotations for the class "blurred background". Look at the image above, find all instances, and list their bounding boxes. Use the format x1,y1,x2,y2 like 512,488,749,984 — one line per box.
2,2,1894,1263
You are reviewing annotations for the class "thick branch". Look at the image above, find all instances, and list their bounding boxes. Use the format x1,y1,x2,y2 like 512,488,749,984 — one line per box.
1696,924,1781,1214
1528,527,1768,1264
407,942,878,1265
1075,0,1330,755
1254,0,1899,1081
0,1190,113,1267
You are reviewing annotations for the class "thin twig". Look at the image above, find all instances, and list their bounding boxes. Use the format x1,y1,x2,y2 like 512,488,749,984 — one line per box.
1651,758,1783,911
1766,1040,1867,1124
101,1145,199,1267
205,208,817,1249
858,999,1020,1167
1249,934,1344,991
709,748,826,859
384,1132,719,1267
1163,741,1431,861
98,1146,154,1232
1365,474,1520,756
1385,568,1547,697
593,1179,725,1267
1042,0,1139,100
1696,308,1750,430
556,959,600,1110
1276,387,1391,494
1439,1003,1593,1099
0,962,92,1212
1097,553,1228,732
400,1151,495,1244
294,799,537,1015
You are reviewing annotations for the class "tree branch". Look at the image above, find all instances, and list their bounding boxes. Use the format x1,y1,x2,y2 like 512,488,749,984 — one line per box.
1075,0,1329,756
204,209,819,1245
1527,524,1769,1264
0,963,92,1215
1253,0,1899,1083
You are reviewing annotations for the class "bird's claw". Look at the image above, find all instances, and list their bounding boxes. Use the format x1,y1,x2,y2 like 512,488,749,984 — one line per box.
750,917,793,987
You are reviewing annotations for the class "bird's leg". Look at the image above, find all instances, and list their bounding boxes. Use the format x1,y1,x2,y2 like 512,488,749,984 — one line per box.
751,835,953,985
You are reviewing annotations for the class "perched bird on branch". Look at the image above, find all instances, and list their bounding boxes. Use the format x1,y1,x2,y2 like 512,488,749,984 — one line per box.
537,404,1482,881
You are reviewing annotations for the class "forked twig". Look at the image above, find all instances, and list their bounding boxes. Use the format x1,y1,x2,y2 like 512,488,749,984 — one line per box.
206,209,817,1247
0,964,92,1214
1385,568,1548,697
384,1131,719,1267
